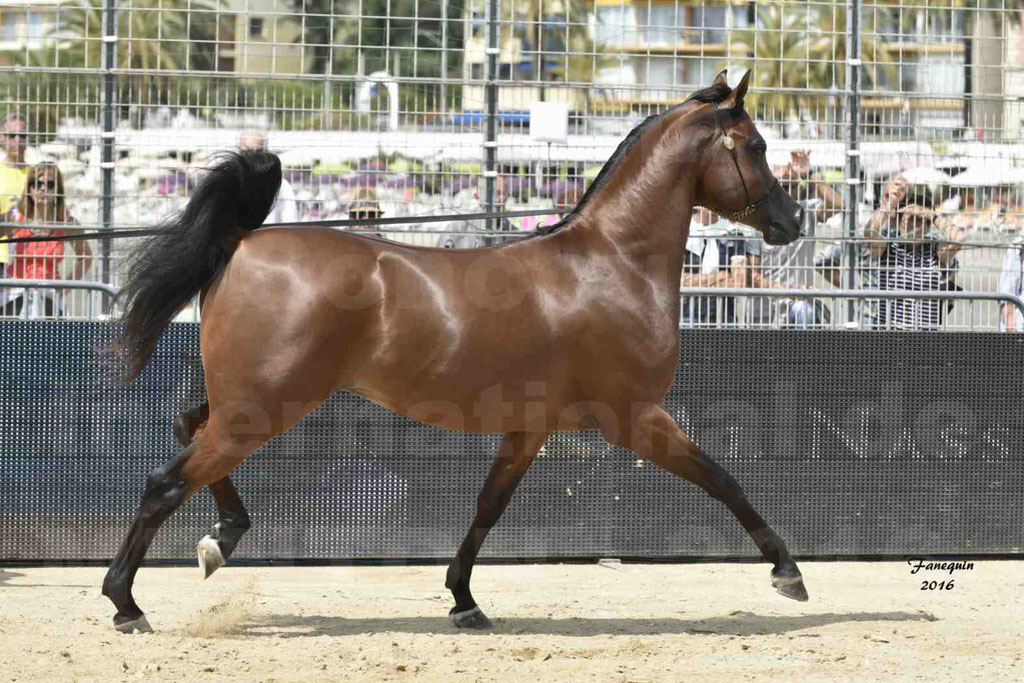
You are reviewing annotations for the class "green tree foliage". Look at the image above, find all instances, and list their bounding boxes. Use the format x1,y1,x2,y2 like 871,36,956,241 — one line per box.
287,0,466,116
730,1,896,120
55,0,218,71
288,0,466,78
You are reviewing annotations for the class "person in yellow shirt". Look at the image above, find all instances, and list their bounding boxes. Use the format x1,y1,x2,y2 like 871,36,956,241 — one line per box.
0,113,30,265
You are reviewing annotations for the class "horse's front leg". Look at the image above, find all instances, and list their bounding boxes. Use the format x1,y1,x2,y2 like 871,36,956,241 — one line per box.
445,430,551,629
618,403,807,601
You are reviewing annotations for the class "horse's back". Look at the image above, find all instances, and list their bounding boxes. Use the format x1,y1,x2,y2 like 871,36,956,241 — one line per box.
198,227,387,400
198,224,674,431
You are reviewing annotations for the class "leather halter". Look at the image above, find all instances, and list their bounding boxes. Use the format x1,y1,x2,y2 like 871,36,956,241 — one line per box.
704,101,778,222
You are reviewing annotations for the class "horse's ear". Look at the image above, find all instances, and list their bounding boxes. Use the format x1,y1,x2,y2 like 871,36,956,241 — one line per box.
724,69,751,110
712,69,729,86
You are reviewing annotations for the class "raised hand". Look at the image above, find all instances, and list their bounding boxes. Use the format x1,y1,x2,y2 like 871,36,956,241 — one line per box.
881,176,908,210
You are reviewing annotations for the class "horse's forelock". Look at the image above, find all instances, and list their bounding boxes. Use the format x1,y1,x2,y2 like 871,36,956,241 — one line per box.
685,82,734,107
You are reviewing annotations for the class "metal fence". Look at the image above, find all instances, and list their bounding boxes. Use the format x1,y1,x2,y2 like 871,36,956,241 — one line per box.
4,321,1023,561
1,0,1023,327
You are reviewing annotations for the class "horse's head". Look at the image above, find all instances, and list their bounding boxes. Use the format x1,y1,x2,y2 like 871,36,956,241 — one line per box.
694,70,804,245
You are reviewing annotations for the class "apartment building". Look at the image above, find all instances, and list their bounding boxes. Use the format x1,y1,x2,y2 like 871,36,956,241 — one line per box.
0,0,61,55
461,0,1024,140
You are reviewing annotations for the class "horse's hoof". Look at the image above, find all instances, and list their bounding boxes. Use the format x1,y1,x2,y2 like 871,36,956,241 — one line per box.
197,536,225,579
449,605,493,630
113,614,153,634
771,569,809,602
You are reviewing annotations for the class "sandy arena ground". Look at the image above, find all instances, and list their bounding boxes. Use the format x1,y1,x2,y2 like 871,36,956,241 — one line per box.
1,561,1022,682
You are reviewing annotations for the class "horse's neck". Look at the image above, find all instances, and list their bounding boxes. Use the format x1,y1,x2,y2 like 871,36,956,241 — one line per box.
576,154,694,286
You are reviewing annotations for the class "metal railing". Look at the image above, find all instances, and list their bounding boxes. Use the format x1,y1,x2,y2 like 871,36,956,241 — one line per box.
679,287,1024,332
0,279,118,320
2,275,1021,333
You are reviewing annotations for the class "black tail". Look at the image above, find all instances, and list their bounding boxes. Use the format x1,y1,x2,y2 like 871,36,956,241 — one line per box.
117,150,281,382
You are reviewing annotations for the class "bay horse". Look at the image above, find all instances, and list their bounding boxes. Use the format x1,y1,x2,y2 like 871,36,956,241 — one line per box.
102,70,807,633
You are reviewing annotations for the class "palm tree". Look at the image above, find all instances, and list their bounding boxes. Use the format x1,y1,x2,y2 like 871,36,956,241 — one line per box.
728,3,819,121
56,0,216,72
292,0,466,80
728,2,896,124
288,0,335,76
528,0,613,85
26,0,220,125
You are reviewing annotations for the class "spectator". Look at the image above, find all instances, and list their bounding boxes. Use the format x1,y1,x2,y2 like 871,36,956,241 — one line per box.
817,176,937,327
536,183,583,231
1,113,29,270
2,162,92,318
972,185,1024,234
864,197,965,331
745,151,834,328
680,207,747,327
238,130,299,223
348,187,384,237
774,149,843,222
998,234,1024,333
436,176,513,249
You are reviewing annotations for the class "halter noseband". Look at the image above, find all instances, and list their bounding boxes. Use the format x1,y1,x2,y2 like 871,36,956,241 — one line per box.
703,101,778,222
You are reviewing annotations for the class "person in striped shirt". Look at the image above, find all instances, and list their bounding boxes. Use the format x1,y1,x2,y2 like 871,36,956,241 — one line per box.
863,188,966,330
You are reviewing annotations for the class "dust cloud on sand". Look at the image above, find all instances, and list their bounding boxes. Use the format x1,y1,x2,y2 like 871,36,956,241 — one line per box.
1,562,1022,681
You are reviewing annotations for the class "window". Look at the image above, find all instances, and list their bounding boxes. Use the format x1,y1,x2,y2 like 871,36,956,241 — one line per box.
637,4,685,46
541,13,567,53
893,57,965,95
512,11,532,51
249,17,263,38
470,10,485,40
916,58,965,95
636,56,683,87
922,9,964,45
877,8,964,45
595,5,638,46
693,5,727,43
27,11,45,45
0,14,19,42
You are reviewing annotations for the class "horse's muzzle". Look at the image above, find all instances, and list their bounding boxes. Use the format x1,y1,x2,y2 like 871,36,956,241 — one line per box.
766,220,801,245
763,184,803,245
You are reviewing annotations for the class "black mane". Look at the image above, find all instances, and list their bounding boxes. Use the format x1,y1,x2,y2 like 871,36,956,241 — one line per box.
529,81,733,238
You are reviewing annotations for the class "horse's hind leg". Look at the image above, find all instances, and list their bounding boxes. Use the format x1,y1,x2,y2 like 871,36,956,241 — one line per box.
173,402,209,448
446,430,550,629
196,477,250,578
173,402,249,578
622,403,807,601
104,375,331,632
101,444,198,633
102,417,270,632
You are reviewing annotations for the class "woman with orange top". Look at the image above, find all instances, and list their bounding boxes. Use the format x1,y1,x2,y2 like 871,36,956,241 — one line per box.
1,162,91,317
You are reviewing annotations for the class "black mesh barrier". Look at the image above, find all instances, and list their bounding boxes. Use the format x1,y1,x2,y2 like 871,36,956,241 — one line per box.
1,321,1023,561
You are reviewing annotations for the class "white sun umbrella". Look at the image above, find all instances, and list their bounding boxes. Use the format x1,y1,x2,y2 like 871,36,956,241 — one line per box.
900,167,952,186
950,164,1024,187
278,144,382,168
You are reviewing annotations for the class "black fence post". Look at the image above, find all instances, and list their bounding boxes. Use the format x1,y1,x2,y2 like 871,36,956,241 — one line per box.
100,0,117,301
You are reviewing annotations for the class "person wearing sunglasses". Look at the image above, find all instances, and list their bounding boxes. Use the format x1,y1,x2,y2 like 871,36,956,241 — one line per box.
862,184,965,331
2,162,92,318
1,113,30,268
347,187,384,238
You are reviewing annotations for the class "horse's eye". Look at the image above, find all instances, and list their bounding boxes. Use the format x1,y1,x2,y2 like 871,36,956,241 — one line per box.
752,140,767,155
